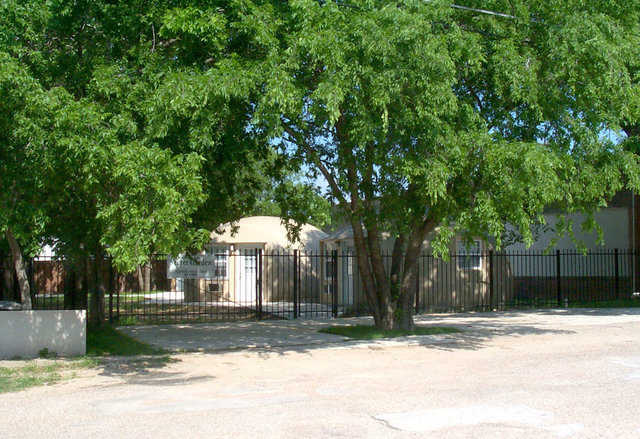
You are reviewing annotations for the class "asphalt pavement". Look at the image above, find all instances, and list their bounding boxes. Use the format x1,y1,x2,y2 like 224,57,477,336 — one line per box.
2,308,640,438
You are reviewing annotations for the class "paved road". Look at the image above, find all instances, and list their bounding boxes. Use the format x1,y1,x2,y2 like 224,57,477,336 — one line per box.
2,309,640,438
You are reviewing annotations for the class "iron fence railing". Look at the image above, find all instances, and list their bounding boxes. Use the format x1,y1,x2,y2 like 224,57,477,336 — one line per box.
1,249,637,323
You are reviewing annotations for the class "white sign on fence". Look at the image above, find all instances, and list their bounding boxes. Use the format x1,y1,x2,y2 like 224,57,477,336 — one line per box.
167,253,218,279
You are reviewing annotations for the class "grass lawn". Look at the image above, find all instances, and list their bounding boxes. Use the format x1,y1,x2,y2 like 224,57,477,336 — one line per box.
568,298,640,308
0,358,98,394
86,325,166,356
319,324,461,340
0,325,167,394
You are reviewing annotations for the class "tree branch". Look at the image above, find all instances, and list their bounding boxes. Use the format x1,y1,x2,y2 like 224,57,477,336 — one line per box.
401,216,437,292
159,38,180,48
151,24,156,52
281,120,350,211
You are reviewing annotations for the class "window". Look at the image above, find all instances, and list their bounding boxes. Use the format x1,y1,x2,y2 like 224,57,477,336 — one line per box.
209,245,229,279
457,240,482,270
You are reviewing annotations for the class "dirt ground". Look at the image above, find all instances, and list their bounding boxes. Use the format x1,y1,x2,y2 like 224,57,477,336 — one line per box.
1,309,640,438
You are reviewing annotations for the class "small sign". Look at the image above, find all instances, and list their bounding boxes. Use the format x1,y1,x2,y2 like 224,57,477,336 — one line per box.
167,253,218,279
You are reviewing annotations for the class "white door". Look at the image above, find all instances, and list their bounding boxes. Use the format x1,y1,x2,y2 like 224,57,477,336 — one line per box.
236,246,260,302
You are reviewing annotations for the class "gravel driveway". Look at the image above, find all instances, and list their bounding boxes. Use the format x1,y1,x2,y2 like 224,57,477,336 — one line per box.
1,308,640,438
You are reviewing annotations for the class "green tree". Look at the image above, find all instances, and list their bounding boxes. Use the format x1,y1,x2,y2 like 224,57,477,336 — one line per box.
0,54,52,309
163,0,640,329
0,0,282,320
251,175,333,230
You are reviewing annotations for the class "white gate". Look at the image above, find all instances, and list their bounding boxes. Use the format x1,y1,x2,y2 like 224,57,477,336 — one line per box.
236,246,260,303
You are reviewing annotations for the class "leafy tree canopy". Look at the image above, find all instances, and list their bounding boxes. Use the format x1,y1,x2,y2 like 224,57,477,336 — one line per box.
0,0,282,275
0,52,57,256
250,175,333,230
2,0,639,327
161,0,640,329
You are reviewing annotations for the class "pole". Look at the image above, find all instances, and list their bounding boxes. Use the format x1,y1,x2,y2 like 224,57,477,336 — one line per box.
556,249,562,306
332,250,338,318
633,190,637,295
415,262,420,314
293,250,299,319
614,248,620,300
108,257,114,324
257,249,263,320
489,250,494,311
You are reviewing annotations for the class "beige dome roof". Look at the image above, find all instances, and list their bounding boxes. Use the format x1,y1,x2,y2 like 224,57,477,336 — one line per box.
210,216,328,250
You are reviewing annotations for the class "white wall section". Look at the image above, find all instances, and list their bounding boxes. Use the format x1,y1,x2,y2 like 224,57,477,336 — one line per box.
0,310,86,359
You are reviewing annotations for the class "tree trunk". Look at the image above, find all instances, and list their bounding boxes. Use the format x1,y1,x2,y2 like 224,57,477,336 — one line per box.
89,246,106,325
80,256,88,308
351,221,433,331
349,219,398,330
349,219,382,323
396,285,416,331
366,280,416,330
117,272,125,294
5,230,30,305
377,301,396,330
5,229,32,309
136,265,144,292
143,262,151,292
64,259,85,310
1,253,14,300
64,267,76,309
367,289,416,331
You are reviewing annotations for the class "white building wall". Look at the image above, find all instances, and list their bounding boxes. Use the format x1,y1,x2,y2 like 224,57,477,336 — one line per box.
505,208,631,277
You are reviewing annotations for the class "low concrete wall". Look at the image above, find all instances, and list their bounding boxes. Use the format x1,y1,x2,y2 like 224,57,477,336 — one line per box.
0,310,86,359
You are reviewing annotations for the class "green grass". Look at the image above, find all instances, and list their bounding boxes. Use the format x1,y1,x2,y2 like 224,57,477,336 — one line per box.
86,325,166,356
319,324,462,340
0,358,98,394
568,298,640,308
502,297,640,310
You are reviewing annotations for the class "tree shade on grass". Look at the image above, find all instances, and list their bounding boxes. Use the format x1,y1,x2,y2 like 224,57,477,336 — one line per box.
567,299,640,309
319,325,461,340
86,325,166,356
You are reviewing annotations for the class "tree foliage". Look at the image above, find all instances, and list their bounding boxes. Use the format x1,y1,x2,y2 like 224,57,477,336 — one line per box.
0,0,278,316
0,53,52,256
2,0,639,329
160,0,640,329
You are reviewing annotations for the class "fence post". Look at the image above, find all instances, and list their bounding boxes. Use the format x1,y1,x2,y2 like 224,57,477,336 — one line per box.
27,258,35,306
116,274,120,323
415,260,420,314
332,250,338,318
614,248,620,300
488,250,494,311
556,249,562,306
293,250,299,319
108,257,114,324
257,249,263,320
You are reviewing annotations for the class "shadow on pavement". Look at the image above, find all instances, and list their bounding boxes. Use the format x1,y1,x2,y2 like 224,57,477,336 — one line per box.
94,355,213,386
119,312,585,357
100,307,640,385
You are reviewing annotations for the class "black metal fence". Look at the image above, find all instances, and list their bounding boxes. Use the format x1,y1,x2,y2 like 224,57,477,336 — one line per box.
1,249,638,323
